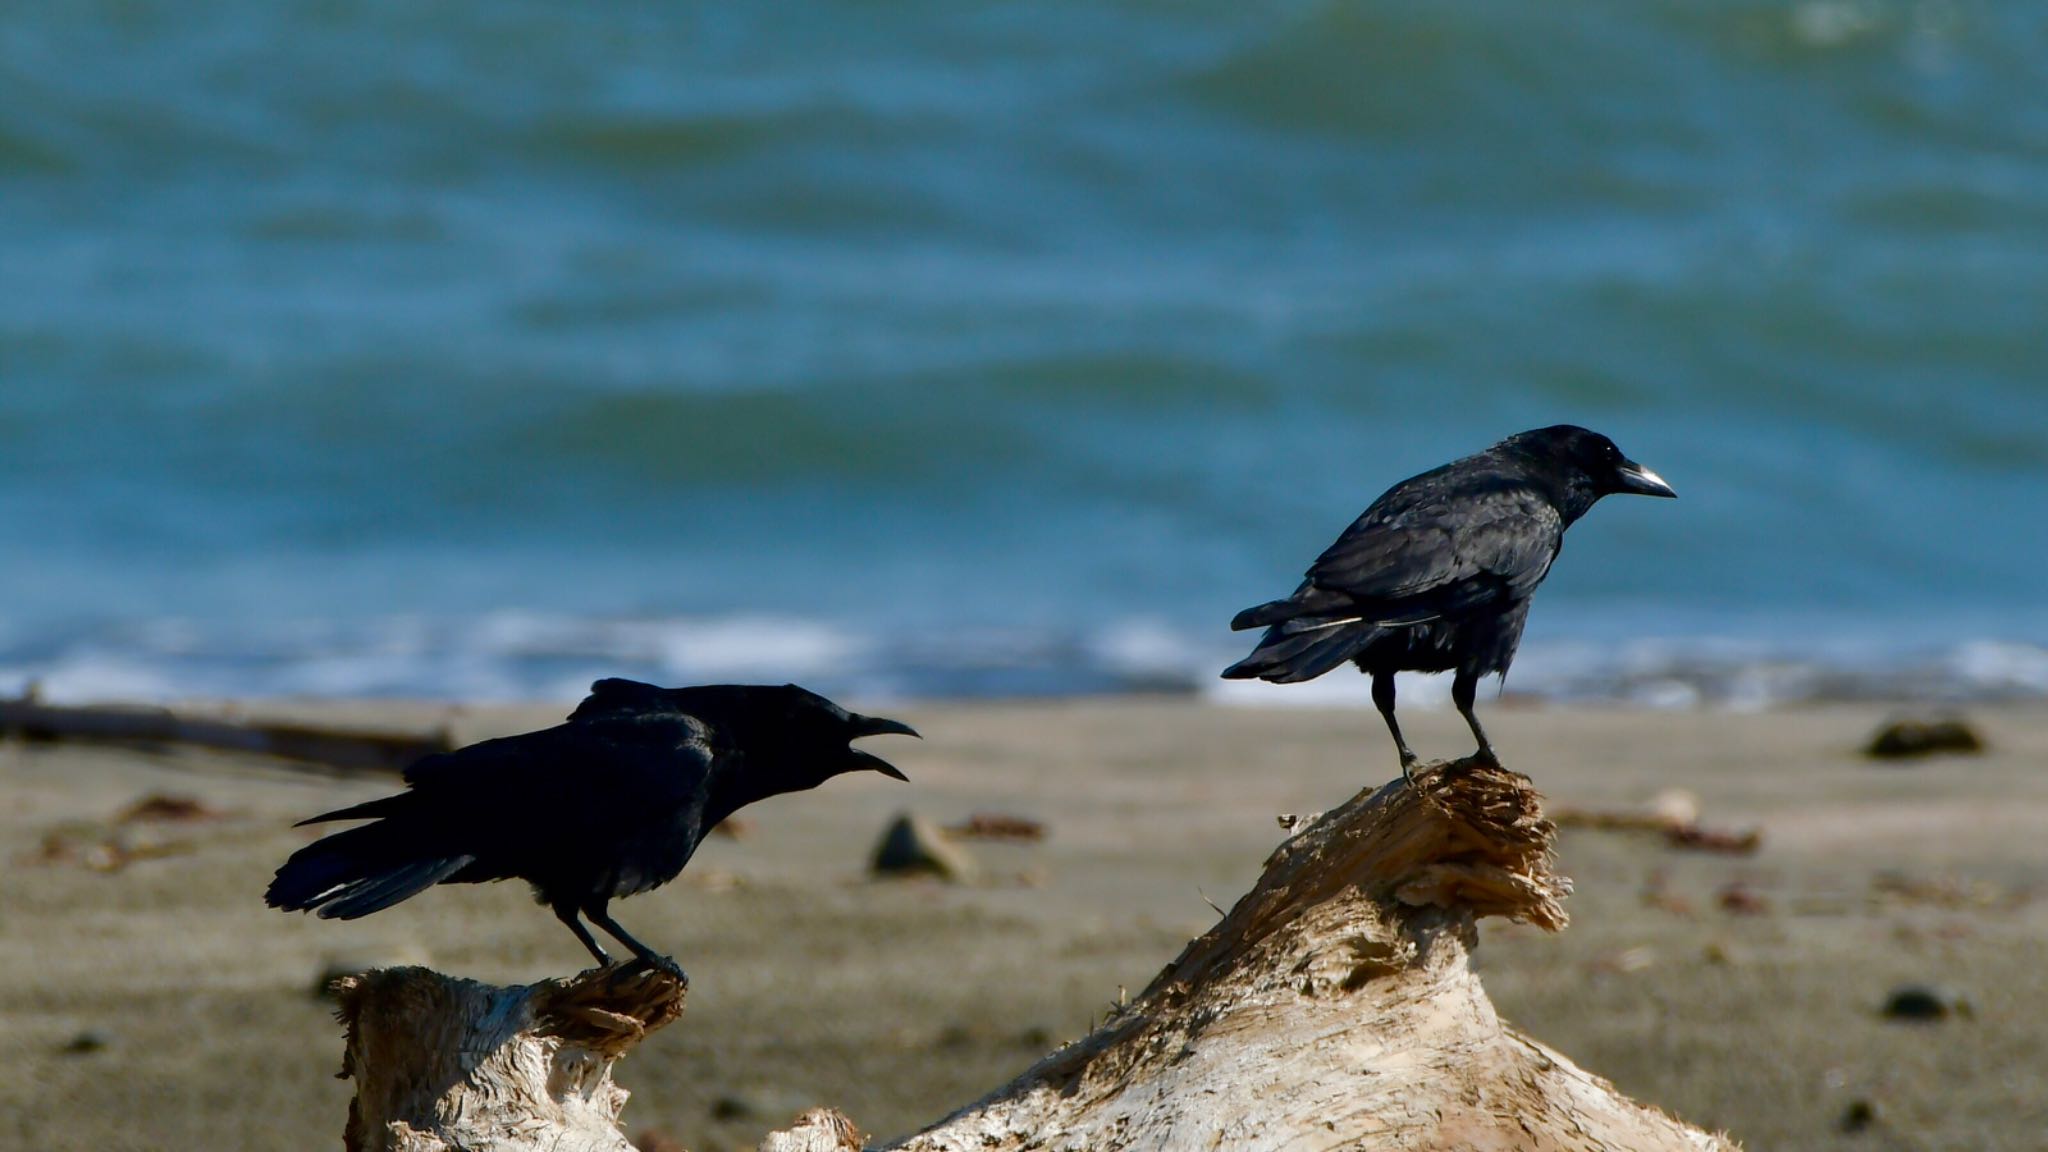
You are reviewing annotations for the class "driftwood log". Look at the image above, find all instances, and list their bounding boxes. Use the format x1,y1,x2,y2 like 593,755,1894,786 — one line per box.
0,688,452,772
334,758,1736,1152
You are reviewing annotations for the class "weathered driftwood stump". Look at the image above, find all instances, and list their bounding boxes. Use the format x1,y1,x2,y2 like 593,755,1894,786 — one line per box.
857,757,1736,1152
337,758,1736,1152
332,964,685,1152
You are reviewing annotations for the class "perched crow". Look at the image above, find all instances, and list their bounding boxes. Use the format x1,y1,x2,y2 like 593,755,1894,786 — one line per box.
1223,425,1674,775
265,679,917,979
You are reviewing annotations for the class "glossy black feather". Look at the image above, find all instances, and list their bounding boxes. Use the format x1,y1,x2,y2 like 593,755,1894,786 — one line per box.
1223,425,1672,767
265,680,915,974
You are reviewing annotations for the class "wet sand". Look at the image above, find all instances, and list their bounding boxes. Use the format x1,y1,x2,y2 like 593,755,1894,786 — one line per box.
3,699,2045,1151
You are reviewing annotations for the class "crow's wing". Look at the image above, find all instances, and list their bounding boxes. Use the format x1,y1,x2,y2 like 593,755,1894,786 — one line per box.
273,713,724,916
565,677,673,723
340,716,719,860
1304,477,1563,621
402,712,711,789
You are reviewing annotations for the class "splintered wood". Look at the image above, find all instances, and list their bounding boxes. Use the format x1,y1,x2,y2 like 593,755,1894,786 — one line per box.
332,965,686,1152
336,759,1736,1152
851,758,1734,1152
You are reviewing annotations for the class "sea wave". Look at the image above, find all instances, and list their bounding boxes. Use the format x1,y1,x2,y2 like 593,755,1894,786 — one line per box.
3,613,2044,711
5,3,2047,720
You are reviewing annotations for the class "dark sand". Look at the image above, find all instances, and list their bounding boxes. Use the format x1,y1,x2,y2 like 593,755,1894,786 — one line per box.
3,700,2045,1151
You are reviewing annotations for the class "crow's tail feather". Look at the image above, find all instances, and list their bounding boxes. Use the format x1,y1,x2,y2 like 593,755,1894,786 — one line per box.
264,821,473,919
293,792,414,827
1232,578,1380,631
1221,622,1370,684
313,857,475,919
1230,598,1304,631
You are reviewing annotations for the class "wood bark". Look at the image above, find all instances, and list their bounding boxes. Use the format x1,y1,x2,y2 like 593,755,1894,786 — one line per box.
334,757,1737,1152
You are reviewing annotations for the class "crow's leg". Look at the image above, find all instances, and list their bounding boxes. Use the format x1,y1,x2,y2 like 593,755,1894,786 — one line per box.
1452,669,1499,765
1371,671,1420,781
552,898,613,967
583,900,688,983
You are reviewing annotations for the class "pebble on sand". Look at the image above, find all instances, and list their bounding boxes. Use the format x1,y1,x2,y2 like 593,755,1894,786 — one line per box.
61,1029,113,1055
869,812,978,882
1880,983,1972,1022
1839,1098,1879,1133
1865,716,1985,760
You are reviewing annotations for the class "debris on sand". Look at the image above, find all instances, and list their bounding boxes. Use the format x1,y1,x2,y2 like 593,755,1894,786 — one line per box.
1555,790,1761,856
1714,881,1771,916
1647,789,1699,828
1555,800,1680,833
116,793,227,824
1663,823,1763,855
681,867,744,892
1865,716,1985,760
16,792,238,872
1587,946,1657,976
1701,940,1745,966
1638,869,1694,917
1870,868,2021,911
17,824,196,872
944,812,1047,842
709,816,754,840
870,812,978,882
632,1128,689,1152
709,1084,814,1122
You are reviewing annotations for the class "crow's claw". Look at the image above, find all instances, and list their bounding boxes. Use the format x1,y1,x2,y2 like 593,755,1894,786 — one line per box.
618,954,689,985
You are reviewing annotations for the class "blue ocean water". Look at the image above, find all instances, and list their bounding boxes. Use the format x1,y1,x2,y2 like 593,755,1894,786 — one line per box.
2,2,2045,706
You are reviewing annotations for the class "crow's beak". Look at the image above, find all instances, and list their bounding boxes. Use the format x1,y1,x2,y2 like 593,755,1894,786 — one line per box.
849,749,910,781
849,714,918,781
853,714,920,740
1614,461,1676,498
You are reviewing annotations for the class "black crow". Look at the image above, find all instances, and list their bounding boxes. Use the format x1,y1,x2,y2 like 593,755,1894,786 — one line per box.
1222,425,1674,775
265,679,917,980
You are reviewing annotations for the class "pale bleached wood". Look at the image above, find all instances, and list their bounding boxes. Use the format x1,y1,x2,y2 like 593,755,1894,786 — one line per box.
338,757,1736,1152
332,964,686,1152
772,756,1737,1152
756,1109,864,1152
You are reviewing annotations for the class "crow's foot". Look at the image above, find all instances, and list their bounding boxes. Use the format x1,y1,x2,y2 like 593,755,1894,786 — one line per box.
617,954,690,985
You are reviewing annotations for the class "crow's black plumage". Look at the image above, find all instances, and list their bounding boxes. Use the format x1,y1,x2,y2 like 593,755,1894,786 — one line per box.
265,679,917,979
1223,425,1674,774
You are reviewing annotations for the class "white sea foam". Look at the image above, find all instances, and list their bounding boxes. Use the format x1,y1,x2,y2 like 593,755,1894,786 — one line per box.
0,613,2044,710
8,651,189,703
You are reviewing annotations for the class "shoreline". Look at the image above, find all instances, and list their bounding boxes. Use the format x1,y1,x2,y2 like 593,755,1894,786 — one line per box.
8,612,2048,711
4,699,2046,1150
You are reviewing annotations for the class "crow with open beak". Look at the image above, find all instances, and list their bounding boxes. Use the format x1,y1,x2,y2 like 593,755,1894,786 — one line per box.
266,678,917,980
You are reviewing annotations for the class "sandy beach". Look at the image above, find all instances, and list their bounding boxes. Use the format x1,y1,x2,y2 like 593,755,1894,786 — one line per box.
4,698,2045,1151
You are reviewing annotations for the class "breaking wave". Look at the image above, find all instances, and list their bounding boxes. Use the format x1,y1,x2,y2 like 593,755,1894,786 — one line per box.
4,613,2043,711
